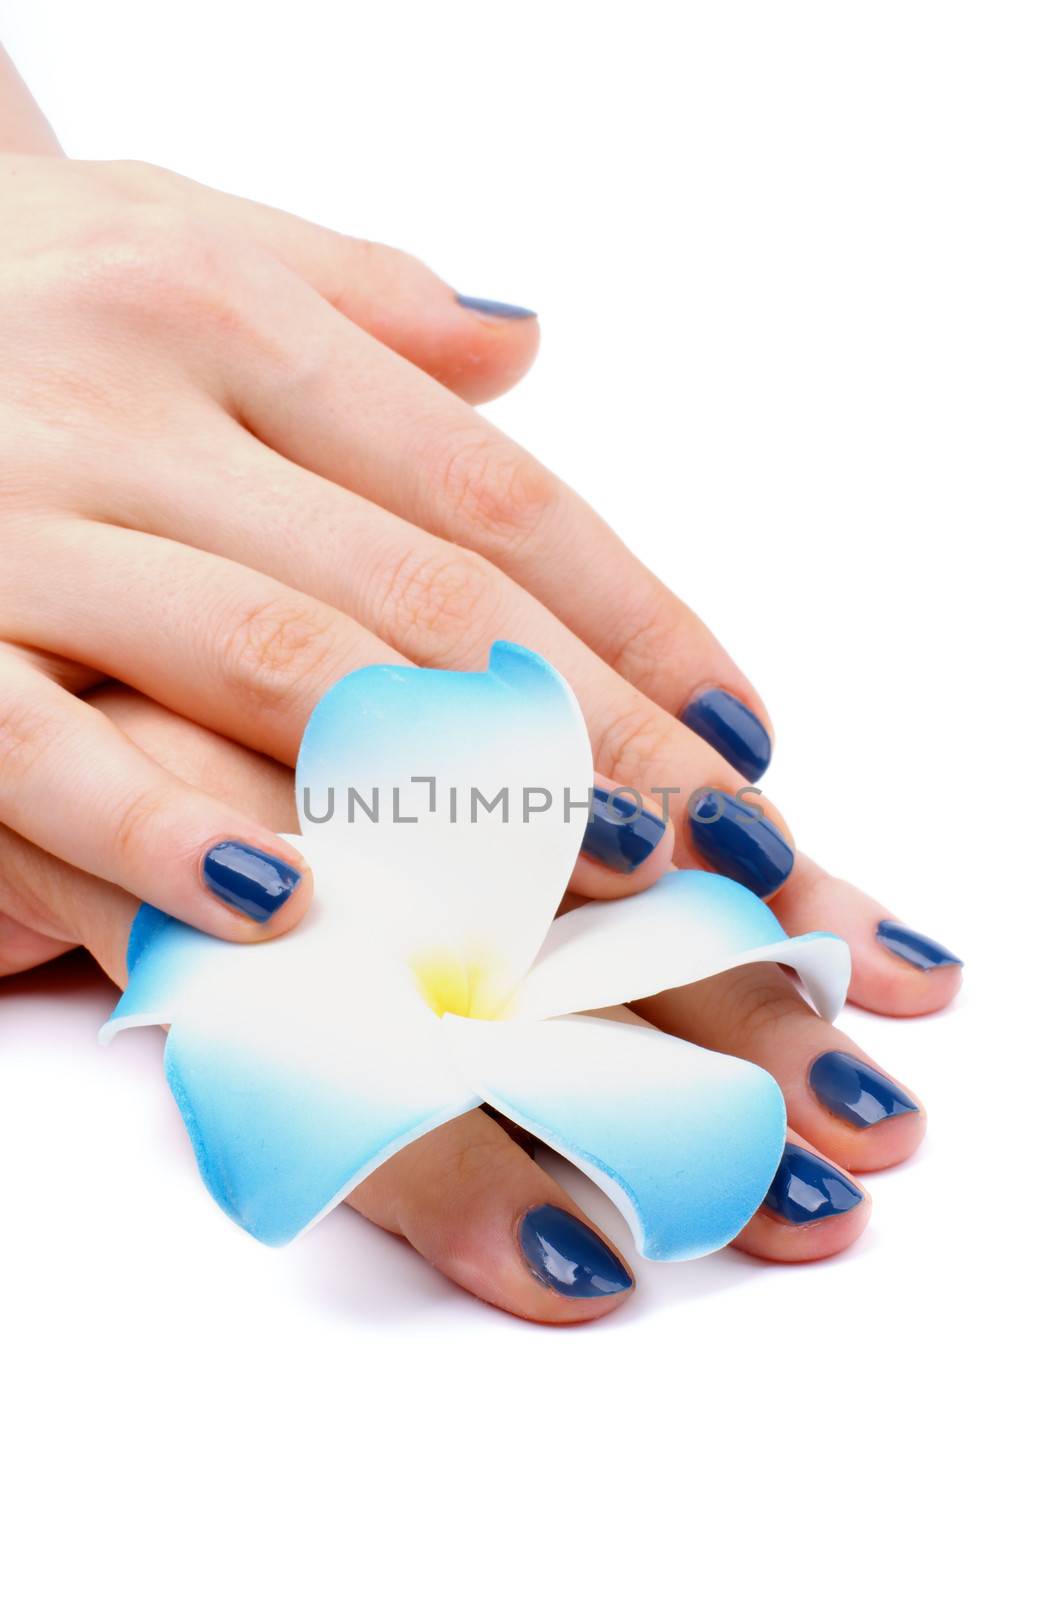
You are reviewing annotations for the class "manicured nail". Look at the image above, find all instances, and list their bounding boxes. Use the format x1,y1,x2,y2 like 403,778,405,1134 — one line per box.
202,841,302,924
455,292,536,320
519,1204,633,1298
680,689,772,783
876,919,962,971
687,790,793,897
809,1051,919,1129
763,1143,863,1225
581,786,666,874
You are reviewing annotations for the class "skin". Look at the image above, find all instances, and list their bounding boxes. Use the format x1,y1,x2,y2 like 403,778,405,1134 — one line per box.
0,47,955,1320
0,686,911,1322
0,52,961,1019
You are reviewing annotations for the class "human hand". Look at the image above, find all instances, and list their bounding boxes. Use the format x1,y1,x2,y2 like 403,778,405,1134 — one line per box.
0,686,928,1322
0,154,961,1013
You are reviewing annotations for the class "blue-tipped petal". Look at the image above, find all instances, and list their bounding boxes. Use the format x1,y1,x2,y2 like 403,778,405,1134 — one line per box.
163,1012,476,1245
463,1013,787,1260
103,889,478,1244
513,870,850,1023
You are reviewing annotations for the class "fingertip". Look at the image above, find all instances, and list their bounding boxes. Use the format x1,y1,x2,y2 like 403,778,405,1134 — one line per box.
350,1113,635,1324
200,838,312,940
734,1138,871,1263
839,1104,927,1173
342,248,541,402
772,860,964,1017
441,291,541,402
572,781,674,899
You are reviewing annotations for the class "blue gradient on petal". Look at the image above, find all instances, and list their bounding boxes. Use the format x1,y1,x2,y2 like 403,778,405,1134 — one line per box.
479,1017,787,1260
296,641,584,830
163,1015,476,1245
108,905,208,1031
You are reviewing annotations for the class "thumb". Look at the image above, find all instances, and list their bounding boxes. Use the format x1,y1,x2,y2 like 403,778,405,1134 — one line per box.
255,218,542,405
116,161,541,404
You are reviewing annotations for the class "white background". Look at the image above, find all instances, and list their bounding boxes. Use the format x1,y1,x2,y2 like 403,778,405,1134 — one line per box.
1,3,1056,1594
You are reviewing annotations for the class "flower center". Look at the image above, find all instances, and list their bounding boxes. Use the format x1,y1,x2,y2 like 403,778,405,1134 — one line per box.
410,953,507,1020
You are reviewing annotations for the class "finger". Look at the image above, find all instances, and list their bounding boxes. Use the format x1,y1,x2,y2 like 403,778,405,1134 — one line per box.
348,1109,634,1322
0,814,633,1324
105,160,539,404
0,822,136,987
732,1129,871,1263
80,420,795,896
92,683,672,901
573,777,673,897
771,855,963,1017
214,262,774,774
7,520,403,766
0,913,74,979
636,960,926,1174
0,654,311,941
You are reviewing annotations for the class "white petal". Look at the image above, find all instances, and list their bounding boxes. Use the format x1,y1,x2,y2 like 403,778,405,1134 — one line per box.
103,898,477,1244
510,870,850,1022
102,849,425,1042
451,1012,786,1259
296,641,593,1014
161,1008,476,1246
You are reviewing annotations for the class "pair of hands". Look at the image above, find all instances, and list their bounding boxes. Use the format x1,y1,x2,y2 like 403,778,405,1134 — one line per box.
0,139,960,1321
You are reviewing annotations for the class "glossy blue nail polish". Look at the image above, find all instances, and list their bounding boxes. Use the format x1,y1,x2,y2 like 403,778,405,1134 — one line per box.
581,786,666,874
455,292,536,320
809,1051,919,1129
519,1204,633,1298
202,841,301,924
763,1143,863,1225
680,689,772,783
687,790,794,898
876,919,963,971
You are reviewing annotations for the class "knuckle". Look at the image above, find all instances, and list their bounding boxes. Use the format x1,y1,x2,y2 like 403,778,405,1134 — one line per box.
65,208,244,337
110,783,171,865
333,235,411,297
605,595,683,682
712,965,799,1036
0,695,55,783
373,545,503,665
0,826,73,946
595,699,675,788
431,431,556,551
217,595,336,715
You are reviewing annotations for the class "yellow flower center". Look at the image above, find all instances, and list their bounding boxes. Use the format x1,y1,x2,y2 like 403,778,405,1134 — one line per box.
410,952,508,1020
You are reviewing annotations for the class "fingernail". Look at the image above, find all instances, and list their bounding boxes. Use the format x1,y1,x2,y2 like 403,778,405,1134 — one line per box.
687,790,794,897
202,841,302,924
680,689,772,782
763,1143,863,1225
876,919,963,971
581,786,666,874
809,1051,919,1129
455,292,536,320
519,1204,633,1298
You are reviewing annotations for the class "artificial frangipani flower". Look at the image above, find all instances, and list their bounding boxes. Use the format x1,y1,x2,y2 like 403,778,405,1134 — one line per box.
103,643,850,1258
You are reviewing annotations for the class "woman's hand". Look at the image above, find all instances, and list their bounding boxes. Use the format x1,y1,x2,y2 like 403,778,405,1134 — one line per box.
0,686,928,1323
0,152,961,1011
0,153,682,946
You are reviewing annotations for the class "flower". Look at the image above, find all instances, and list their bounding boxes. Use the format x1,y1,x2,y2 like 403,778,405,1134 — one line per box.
102,643,849,1258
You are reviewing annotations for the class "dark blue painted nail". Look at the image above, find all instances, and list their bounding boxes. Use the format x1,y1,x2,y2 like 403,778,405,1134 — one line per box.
680,689,772,783
764,1143,863,1225
876,919,963,971
809,1051,919,1129
687,789,793,898
202,841,301,923
519,1204,633,1298
581,786,666,874
455,292,536,320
